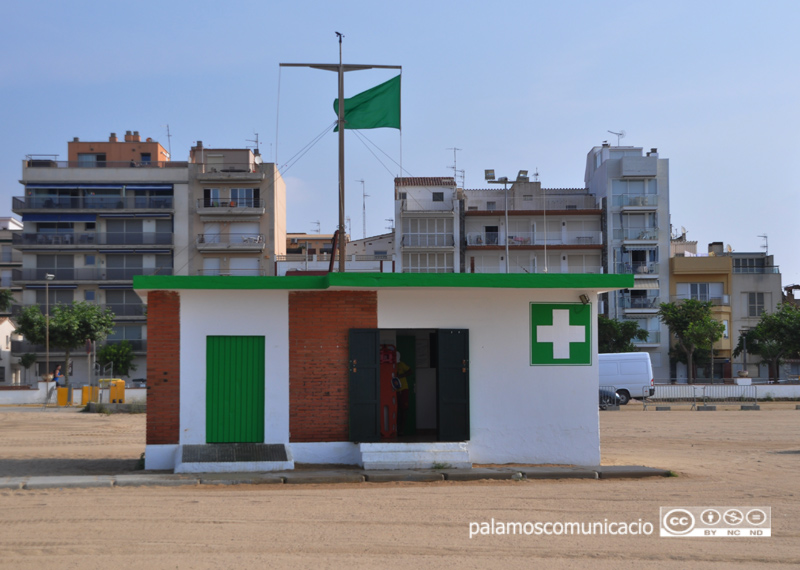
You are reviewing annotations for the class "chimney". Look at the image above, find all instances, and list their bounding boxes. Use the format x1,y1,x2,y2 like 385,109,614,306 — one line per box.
109,132,117,142
602,141,610,148
132,131,141,142
708,242,724,255
649,148,659,158
146,137,152,142
196,140,203,149
73,137,80,142
125,130,133,142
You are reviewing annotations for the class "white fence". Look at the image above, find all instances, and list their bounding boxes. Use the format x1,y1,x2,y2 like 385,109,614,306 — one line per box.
0,381,146,406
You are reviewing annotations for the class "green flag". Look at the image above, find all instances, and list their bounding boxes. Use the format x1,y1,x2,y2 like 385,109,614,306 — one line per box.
333,74,401,131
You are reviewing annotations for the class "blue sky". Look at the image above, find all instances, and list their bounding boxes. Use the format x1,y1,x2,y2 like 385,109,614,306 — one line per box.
2,1,798,285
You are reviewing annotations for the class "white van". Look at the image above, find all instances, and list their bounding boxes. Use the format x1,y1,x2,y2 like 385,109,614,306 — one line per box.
598,353,655,405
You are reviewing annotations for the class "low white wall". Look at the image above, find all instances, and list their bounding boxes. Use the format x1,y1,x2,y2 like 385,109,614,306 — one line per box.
0,383,147,405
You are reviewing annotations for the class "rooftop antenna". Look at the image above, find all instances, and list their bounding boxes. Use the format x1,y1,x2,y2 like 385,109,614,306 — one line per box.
312,220,320,234
162,124,172,158
346,216,352,237
607,130,626,146
447,147,465,188
758,234,768,256
356,179,369,239
533,168,539,182
246,132,261,153
385,218,394,232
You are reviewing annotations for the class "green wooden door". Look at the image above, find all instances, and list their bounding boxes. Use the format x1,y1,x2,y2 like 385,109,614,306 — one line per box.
437,329,470,442
348,329,381,442
206,336,265,443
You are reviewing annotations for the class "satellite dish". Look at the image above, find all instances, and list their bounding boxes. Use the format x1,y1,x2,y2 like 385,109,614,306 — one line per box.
681,226,687,236
726,244,732,253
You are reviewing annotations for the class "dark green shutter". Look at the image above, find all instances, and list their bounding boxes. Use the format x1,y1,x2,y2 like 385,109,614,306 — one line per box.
437,329,470,441
206,336,265,443
348,329,380,442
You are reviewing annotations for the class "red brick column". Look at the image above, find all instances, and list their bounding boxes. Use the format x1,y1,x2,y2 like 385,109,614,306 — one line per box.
289,290,377,442
146,290,180,445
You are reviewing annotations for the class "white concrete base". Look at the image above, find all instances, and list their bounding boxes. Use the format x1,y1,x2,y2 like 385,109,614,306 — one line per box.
289,442,361,465
145,444,179,470
360,442,472,470
175,460,294,473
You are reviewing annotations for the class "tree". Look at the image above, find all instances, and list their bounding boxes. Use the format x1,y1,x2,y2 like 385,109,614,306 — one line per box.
97,340,138,378
598,315,649,353
14,302,115,388
733,303,800,379
0,289,14,312
658,299,725,383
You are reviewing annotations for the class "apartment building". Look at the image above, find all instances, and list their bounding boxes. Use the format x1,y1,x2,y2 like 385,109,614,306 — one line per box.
463,179,602,275
394,177,461,273
0,218,22,384
188,142,285,277
13,131,186,381
585,143,671,380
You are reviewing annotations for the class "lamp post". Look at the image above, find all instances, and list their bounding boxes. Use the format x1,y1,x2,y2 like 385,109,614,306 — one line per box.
485,170,529,274
44,273,54,385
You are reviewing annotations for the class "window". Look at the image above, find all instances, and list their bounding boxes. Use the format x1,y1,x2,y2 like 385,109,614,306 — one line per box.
487,201,497,211
723,320,729,339
432,192,444,202
203,188,221,207
140,153,151,164
105,254,143,280
523,195,533,202
1,245,11,263
36,289,73,306
0,270,11,287
231,188,258,207
85,222,96,231
398,192,407,200
84,290,96,302
748,292,765,317
85,255,95,266
468,206,478,211
77,153,106,167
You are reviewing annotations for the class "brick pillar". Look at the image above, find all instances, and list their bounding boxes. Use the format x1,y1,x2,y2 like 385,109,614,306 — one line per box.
289,290,377,442
146,290,180,444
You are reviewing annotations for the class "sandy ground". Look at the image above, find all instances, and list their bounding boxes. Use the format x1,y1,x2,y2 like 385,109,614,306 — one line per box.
0,404,798,569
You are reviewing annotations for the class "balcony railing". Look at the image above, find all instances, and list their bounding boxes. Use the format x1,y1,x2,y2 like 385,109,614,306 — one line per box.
470,265,604,275
632,331,661,345
401,234,455,247
13,267,173,281
196,233,265,248
196,269,267,276
196,198,265,210
24,160,187,169
466,231,602,246
13,232,173,246
11,338,147,354
13,196,173,211
733,266,780,274
103,304,146,317
613,194,658,208
614,261,658,275
671,295,731,306
613,228,659,241
195,163,261,174
465,195,599,211
619,295,661,309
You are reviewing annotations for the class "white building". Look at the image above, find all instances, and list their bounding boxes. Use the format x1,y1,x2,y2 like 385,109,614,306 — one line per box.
584,144,671,381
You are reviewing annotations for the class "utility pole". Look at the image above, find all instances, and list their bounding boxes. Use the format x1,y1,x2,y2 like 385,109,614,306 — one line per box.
357,179,369,238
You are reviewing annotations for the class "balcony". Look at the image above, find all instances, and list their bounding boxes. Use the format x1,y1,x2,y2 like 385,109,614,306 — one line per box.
632,331,661,345
470,265,604,275
13,196,173,212
733,266,780,274
193,163,265,182
103,304,146,317
466,231,602,247
465,194,599,212
13,267,173,282
619,294,661,310
614,261,658,275
614,194,658,209
196,269,267,276
671,295,731,306
12,338,147,354
13,232,173,247
24,159,186,169
401,234,455,248
196,233,265,252
196,198,266,215
614,228,659,241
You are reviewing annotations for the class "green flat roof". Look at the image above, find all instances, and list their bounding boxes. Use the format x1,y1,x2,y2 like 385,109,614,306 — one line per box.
133,273,633,291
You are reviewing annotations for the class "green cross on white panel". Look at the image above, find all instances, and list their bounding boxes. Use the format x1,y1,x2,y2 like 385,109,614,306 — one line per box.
530,302,592,366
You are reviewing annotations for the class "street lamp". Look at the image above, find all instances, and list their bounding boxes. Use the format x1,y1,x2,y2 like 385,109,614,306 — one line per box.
486,169,529,274
45,273,54,385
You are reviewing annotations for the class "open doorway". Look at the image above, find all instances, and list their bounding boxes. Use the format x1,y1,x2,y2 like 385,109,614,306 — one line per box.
349,328,469,443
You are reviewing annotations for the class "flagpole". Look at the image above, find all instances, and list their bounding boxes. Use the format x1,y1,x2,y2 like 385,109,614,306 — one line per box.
336,32,346,272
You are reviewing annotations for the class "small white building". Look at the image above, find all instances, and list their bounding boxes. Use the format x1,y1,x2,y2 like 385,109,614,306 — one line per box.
135,272,631,473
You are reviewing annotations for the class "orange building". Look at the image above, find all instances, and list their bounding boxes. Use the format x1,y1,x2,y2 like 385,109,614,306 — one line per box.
67,131,170,167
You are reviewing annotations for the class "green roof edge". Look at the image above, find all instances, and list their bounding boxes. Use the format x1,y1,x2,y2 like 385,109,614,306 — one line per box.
133,273,633,291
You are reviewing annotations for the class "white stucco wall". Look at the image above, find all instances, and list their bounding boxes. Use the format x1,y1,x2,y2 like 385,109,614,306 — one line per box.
179,289,290,445
376,288,602,466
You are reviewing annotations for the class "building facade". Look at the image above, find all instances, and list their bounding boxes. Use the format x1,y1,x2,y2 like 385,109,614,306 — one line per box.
585,144,671,381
